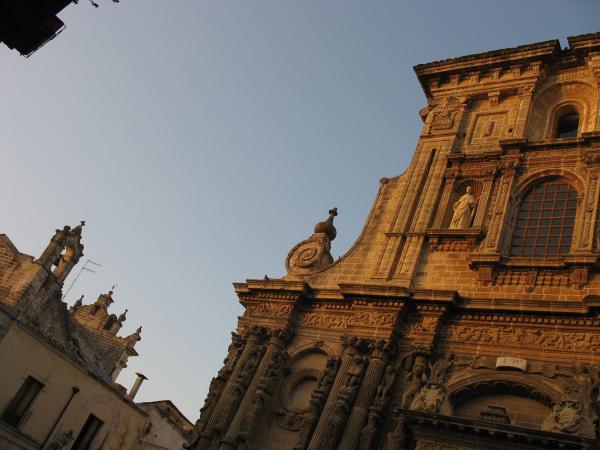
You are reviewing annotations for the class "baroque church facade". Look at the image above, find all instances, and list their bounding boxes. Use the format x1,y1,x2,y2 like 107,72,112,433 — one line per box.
188,33,600,450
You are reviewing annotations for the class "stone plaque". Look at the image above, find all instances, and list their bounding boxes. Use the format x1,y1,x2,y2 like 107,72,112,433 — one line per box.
496,356,527,371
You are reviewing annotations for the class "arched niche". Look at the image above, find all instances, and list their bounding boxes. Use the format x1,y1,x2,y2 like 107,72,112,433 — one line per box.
527,81,598,141
447,373,562,430
280,347,330,414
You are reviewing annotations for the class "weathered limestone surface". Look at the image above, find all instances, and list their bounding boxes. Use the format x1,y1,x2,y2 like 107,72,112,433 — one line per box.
190,33,600,450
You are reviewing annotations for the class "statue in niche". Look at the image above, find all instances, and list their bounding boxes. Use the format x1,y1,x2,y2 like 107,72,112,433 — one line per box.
449,186,477,229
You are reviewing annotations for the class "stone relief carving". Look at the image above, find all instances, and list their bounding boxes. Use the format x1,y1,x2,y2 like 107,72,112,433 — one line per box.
383,413,409,450
401,350,430,408
443,325,600,352
245,303,293,318
238,348,288,445
357,412,380,450
373,364,399,407
410,383,453,415
286,208,338,276
300,310,396,331
541,400,585,434
409,353,454,415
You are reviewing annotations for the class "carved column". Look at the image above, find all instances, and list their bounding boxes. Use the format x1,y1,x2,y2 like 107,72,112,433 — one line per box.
337,341,395,450
218,329,292,450
186,332,246,449
307,337,370,450
194,326,269,450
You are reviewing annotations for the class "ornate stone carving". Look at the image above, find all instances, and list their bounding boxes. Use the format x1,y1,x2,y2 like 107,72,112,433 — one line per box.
245,302,294,318
300,310,396,331
286,208,338,276
384,413,408,450
541,400,584,433
410,383,453,415
186,333,246,448
443,325,600,352
401,350,430,408
357,411,380,450
373,364,398,407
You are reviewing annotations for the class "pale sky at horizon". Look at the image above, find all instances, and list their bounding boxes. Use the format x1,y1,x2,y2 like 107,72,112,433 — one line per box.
2,1,600,420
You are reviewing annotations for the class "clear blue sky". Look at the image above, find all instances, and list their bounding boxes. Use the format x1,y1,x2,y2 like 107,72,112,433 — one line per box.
2,1,599,420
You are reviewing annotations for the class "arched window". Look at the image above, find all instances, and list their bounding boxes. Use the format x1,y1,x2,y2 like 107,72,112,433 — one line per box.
510,180,576,257
555,110,579,138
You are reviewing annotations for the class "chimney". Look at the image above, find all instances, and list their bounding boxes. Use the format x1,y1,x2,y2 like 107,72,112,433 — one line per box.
129,372,148,401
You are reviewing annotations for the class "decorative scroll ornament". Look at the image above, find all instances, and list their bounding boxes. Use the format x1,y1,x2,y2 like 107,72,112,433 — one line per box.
285,208,338,276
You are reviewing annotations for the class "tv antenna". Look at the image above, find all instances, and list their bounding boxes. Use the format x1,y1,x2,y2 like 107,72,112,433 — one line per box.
62,259,102,301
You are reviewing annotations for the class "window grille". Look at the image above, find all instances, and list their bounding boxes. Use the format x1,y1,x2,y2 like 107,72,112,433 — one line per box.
509,180,576,257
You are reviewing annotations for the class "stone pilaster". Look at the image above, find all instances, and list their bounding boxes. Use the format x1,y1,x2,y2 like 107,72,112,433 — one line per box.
186,332,246,449
218,329,291,450
513,84,535,138
337,341,395,450
194,326,269,450
432,169,458,228
306,337,370,450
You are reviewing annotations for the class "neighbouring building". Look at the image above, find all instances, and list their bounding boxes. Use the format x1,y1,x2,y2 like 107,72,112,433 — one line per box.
138,400,193,450
0,223,148,449
187,33,600,449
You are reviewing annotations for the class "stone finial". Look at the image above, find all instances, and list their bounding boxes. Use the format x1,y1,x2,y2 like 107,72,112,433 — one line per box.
313,208,338,241
126,326,142,346
71,295,84,311
118,309,128,323
285,207,339,277
95,290,114,309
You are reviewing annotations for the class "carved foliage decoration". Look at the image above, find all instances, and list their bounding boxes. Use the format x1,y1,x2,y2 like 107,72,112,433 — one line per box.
300,310,396,330
443,325,600,352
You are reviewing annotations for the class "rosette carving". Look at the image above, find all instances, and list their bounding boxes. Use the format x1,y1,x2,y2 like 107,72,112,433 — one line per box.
285,208,338,276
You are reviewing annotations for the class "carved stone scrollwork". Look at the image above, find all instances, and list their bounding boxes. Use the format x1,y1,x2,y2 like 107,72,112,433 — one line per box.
408,353,454,415
286,208,338,276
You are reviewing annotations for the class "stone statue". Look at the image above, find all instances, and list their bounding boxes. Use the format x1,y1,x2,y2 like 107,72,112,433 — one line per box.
373,364,398,407
358,413,380,450
449,186,477,229
401,355,428,408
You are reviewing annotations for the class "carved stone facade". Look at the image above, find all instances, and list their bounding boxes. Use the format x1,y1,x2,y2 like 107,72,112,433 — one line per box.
189,33,600,449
